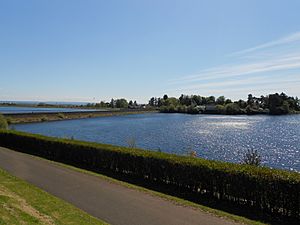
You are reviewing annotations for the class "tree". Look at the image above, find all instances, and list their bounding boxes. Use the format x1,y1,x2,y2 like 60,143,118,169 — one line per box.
157,98,163,107
269,93,288,115
247,94,254,106
99,101,108,108
216,96,225,105
224,103,241,115
205,96,215,104
225,99,232,104
149,97,155,107
163,94,169,101
179,94,192,106
192,95,203,105
237,99,247,108
110,99,115,108
115,99,128,108
165,97,180,107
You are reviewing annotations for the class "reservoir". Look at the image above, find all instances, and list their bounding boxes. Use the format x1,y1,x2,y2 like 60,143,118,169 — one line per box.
13,113,300,172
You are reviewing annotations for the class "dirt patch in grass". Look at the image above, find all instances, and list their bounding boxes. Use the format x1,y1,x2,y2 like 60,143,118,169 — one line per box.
0,184,55,225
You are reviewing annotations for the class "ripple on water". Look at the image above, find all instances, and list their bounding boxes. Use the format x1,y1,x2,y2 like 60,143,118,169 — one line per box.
13,113,300,172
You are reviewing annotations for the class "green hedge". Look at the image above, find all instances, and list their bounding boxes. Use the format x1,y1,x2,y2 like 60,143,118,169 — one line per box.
0,130,299,220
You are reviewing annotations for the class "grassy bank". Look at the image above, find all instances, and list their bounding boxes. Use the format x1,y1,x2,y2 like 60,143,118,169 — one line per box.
0,130,299,224
4,110,157,124
0,168,108,225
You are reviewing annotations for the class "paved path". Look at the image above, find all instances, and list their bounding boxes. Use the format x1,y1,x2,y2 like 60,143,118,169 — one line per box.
0,147,240,225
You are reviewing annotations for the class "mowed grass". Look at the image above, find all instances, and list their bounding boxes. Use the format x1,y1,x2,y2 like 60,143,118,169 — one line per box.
0,169,108,225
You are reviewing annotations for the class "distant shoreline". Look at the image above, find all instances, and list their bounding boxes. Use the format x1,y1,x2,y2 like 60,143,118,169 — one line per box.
4,109,157,124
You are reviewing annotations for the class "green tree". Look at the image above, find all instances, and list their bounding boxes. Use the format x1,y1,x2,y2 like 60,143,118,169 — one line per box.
225,99,232,104
206,96,216,104
115,99,128,108
224,103,241,115
216,96,225,105
216,105,225,113
269,93,288,115
110,99,115,108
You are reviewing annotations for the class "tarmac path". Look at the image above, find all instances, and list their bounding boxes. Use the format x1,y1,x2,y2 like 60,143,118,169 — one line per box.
0,147,240,225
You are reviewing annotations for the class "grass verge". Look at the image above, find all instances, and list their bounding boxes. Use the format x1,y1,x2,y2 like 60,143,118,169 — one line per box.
0,168,108,225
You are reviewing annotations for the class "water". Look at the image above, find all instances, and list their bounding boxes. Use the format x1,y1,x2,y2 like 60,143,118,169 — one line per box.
0,106,105,114
13,113,300,172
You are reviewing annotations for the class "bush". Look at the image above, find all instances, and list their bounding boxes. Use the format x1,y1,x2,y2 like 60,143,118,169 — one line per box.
0,130,299,220
186,106,199,114
159,105,176,113
242,149,261,166
176,105,187,113
0,114,8,130
215,105,225,114
224,103,241,115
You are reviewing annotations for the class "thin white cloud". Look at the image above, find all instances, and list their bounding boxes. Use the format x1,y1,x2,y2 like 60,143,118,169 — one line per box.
230,31,300,56
168,75,300,93
170,53,300,84
169,31,300,99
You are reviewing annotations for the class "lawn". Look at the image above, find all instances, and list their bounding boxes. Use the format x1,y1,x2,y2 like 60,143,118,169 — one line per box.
0,169,108,225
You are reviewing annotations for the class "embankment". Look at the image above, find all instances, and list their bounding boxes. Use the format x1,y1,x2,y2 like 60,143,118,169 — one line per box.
3,109,157,124
0,130,299,223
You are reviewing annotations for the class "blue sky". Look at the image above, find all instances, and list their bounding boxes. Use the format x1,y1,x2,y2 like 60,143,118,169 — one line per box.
1,0,300,103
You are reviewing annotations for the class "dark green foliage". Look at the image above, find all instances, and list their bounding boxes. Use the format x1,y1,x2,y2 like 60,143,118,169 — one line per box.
0,130,299,220
215,105,225,113
268,93,298,115
216,96,226,105
186,105,200,114
115,99,129,108
152,92,299,115
224,103,241,115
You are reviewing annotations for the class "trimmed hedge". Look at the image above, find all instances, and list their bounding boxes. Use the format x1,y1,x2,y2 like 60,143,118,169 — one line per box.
0,130,299,220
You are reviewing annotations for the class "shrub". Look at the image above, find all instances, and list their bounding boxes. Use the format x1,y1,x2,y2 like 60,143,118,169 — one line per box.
186,106,199,114
0,130,299,220
0,114,8,130
242,149,261,166
215,105,225,114
224,103,241,115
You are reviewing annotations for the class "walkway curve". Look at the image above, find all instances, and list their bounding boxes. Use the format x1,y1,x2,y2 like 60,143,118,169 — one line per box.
0,147,240,225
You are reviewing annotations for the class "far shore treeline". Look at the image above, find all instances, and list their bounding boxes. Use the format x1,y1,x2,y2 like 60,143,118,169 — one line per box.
70,92,300,115
150,92,300,115
1,92,299,115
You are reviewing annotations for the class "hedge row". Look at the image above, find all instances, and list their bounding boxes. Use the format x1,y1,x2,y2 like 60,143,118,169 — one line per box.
0,130,299,220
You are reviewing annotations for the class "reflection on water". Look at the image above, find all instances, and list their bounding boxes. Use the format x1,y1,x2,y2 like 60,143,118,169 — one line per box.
14,113,300,172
